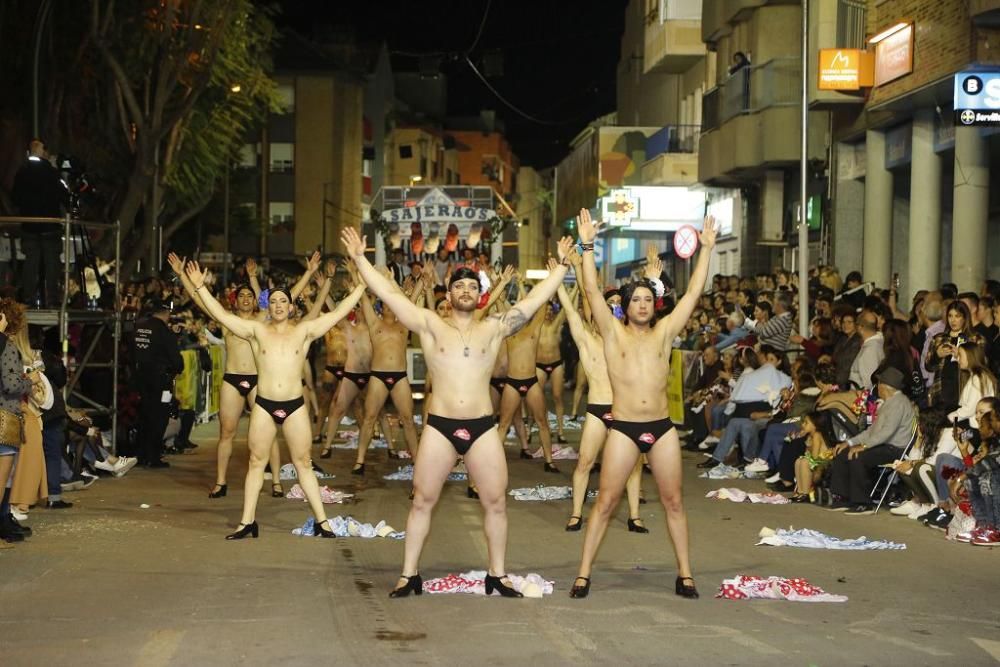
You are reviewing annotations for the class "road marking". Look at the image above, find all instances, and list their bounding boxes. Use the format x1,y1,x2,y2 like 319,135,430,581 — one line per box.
135,629,185,667
970,637,1000,663
849,627,951,657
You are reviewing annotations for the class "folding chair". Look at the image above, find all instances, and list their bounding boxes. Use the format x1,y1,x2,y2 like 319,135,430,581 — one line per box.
870,415,920,514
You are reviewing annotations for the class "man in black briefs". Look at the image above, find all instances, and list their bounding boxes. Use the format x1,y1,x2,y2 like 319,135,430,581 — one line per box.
342,227,574,598
569,209,717,600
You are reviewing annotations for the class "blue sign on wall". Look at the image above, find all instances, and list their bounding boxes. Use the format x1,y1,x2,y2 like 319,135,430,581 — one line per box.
954,71,1000,126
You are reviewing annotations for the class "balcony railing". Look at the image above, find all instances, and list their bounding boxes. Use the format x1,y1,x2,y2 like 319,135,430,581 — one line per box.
645,124,702,158
701,57,801,131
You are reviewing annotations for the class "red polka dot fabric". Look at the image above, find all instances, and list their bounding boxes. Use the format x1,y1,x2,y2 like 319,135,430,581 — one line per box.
716,575,848,602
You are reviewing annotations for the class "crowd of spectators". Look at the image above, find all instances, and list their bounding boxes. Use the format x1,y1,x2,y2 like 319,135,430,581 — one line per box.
678,267,1000,545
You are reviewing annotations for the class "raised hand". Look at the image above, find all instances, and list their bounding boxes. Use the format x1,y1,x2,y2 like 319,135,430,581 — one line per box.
324,259,337,279
546,256,560,272
566,247,582,268
645,243,658,263
422,261,437,284
305,250,322,274
245,257,258,277
185,260,208,289
644,255,663,280
577,208,602,243
499,264,515,283
166,252,186,275
341,227,366,257
700,215,718,249
556,235,574,262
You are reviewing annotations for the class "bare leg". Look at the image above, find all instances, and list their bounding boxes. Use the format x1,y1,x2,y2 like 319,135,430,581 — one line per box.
390,380,420,457
379,414,396,451
463,430,510,576
550,365,566,439
625,459,644,522
794,457,812,494
645,429,693,579
240,407,278,525
524,384,554,464
322,379,360,453
214,383,245,489
318,377,340,438
281,408,330,523
576,431,641,581
356,380,390,466
570,416,605,525
512,412,529,449
302,362,320,428
497,386,524,449
397,428,460,582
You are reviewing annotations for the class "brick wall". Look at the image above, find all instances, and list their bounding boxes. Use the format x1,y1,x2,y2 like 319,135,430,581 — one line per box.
866,0,1000,106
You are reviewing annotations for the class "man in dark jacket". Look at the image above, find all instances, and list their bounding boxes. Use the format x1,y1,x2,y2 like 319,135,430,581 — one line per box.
12,140,69,308
132,298,183,468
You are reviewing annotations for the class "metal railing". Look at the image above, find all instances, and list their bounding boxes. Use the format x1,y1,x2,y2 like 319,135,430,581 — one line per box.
0,215,121,451
702,57,802,130
837,0,868,50
646,124,702,159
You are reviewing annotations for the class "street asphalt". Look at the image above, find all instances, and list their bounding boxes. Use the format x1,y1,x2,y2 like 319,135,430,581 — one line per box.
2,415,999,666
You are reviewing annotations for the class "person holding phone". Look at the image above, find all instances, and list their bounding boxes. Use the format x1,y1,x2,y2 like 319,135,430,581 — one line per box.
925,301,974,410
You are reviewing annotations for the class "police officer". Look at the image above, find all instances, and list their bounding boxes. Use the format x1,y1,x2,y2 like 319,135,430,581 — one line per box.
12,139,69,308
131,297,183,468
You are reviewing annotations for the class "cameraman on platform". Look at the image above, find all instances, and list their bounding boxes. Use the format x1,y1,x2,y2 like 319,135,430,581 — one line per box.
12,139,69,308
131,297,183,468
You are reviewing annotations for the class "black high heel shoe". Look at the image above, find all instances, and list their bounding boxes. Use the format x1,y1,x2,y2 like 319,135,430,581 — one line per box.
225,521,258,540
565,515,583,532
675,576,699,599
569,576,591,598
271,484,284,498
484,574,523,598
556,435,568,444
466,487,480,499
209,484,227,499
389,574,423,598
313,518,336,538
544,461,559,473
519,449,532,460
319,448,332,459
351,463,365,476
627,517,649,534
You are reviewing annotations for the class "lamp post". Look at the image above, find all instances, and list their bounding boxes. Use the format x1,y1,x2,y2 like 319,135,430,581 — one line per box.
798,0,810,337
32,0,53,137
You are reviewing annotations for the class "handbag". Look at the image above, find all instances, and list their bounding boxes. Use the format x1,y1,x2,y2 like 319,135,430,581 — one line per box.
0,346,25,447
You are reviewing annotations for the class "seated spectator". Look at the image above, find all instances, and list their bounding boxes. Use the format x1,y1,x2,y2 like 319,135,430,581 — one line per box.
788,411,837,502
789,317,834,362
848,312,884,391
825,307,860,388
925,300,974,410
746,291,793,350
960,410,1000,545
754,366,824,475
697,345,792,469
827,367,917,514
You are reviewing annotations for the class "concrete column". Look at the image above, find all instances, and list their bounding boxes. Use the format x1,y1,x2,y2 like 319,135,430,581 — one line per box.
951,125,990,292
907,110,941,299
863,129,892,288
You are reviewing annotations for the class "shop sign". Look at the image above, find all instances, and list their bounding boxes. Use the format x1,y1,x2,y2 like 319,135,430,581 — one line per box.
873,24,913,86
954,71,1000,126
818,49,862,90
382,187,496,227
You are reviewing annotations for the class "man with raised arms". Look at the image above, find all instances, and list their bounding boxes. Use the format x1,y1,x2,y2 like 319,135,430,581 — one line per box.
167,252,321,499
569,208,716,600
182,259,364,539
341,227,574,598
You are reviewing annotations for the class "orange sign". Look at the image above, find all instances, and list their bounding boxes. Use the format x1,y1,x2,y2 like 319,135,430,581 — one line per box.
819,49,862,90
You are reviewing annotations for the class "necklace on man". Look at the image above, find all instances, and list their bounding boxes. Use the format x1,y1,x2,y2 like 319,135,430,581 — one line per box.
454,324,472,356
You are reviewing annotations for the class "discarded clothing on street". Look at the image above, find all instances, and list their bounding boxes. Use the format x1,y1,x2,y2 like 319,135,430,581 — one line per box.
699,464,743,480
291,516,404,539
528,444,578,460
279,463,335,481
756,527,906,550
706,488,791,504
423,570,554,597
509,485,573,501
285,484,354,504
383,465,467,482
717,575,848,602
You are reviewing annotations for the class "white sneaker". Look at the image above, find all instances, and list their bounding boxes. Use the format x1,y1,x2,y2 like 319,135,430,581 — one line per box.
890,499,919,516
113,457,138,477
764,472,781,484
907,503,934,520
745,458,769,473
697,435,720,450
93,459,116,473
11,508,28,521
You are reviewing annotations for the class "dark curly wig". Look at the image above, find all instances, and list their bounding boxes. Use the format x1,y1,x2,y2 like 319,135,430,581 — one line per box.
0,297,26,337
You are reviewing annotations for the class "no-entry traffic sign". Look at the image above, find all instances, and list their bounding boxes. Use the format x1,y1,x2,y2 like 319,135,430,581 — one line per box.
673,225,699,259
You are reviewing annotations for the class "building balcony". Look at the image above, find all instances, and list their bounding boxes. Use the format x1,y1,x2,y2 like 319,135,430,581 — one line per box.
970,0,1000,25
643,1,705,74
698,57,826,184
640,125,700,186
702,0,769,44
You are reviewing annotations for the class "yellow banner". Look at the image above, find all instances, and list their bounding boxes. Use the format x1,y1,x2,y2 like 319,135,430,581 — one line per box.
667,349,685,424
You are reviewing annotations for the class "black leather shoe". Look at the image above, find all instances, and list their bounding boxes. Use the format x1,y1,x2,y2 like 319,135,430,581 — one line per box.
675,576,699,599
225,521,259,540
46,500,73,509
389,574,423,598
544,461,560,473
351,463,365,476
627,517,649,533
565,515,583,532
209,484,227,499
519,449,532,460
696,458,720,469
145,460,170,469
569,576,591,598
484,574,523,598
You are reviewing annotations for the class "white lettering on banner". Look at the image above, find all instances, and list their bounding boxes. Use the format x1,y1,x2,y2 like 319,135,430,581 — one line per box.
384,205,495,224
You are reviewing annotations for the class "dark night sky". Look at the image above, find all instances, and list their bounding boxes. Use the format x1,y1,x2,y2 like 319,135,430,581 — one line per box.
275,0,627,168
